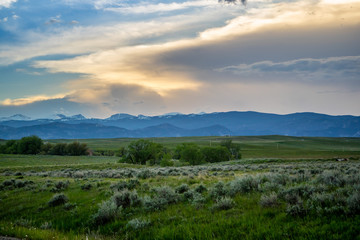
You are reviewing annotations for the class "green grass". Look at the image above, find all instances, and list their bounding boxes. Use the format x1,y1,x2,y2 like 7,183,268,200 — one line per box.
47,135,360,159
0,136,360,239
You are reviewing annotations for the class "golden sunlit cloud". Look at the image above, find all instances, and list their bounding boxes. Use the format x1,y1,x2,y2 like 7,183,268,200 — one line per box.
0,93,69,106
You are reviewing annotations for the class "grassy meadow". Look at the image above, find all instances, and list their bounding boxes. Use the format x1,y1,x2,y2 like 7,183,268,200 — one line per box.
0,135,360,239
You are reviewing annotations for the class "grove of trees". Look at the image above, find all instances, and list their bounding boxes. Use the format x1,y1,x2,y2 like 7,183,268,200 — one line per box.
0,136,241,165
120,139,241,166
0,136,88,156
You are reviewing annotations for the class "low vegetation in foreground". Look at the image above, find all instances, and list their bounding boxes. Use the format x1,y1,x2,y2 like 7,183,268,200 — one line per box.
0,136,359,239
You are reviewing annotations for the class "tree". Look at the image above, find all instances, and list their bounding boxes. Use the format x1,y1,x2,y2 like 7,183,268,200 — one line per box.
122,139,164,165
175,143,204,165
50,143,68,156
201,146,231,163
41,142,54,154
17,135,43,154
3,140,19,154
66,142,88,156
220,139,241,159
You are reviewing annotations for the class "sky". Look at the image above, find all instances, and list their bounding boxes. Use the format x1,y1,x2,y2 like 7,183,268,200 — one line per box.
0,0,359,119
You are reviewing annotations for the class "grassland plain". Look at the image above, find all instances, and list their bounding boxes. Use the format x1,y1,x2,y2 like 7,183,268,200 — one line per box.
0,136,359,239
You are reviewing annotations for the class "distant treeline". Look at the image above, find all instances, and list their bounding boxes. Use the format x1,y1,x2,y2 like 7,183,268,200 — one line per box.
119,139,241,166
0,136,241,165
0,136,88,156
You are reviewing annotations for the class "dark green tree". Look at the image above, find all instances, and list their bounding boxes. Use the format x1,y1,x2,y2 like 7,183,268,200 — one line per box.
175,143,204,165
3,140,19,154
201,146,231,163
50,143,68,156
41,142,54,154
66,142,88,156
122,139,164,165
17,135,43,154
220,139,241,159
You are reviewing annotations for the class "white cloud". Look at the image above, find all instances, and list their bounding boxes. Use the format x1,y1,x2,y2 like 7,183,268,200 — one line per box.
46,15,62,25
104,0,220,14
0,0,17,8
217,56,360,75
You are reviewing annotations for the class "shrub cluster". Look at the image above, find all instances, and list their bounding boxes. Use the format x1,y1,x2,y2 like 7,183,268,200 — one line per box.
48,193,68,207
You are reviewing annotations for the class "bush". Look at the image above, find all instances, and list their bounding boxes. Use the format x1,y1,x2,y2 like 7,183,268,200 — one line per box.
347,192,360,214
286,201,306,217
112,190,141,208
126,218,150,230
81,183,92,190
317,170,345,187
153,186,179,204
51,181,69,192
93,200,122,225
228,176,260,196
260,192,279,208
175,184,189,194
209,182,227,199
191,192,206,208
212,197,234,210
48,193,68,207
195,184,207,193
142,196,167,211
110,179,140,191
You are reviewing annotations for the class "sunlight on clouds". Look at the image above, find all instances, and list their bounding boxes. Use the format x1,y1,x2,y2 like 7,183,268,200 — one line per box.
3,0,359,116
0,94,68,106
321,0,360,4
200,0,360,40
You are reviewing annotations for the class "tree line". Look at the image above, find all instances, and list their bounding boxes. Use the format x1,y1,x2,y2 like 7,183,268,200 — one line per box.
0,136,88,156
119,139,241,166
0,136,241,165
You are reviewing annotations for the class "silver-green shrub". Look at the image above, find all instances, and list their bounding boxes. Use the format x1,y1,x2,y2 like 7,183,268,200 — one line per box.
48,193,68,207
212,197,234,210
260,192,278,208
92,200,122,225
126,218,150,230
112,189,141,208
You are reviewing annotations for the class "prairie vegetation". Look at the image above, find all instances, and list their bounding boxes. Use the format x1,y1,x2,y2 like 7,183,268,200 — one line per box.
0,136,359,239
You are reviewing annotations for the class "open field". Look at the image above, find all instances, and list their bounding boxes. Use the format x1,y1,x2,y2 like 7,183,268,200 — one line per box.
0,136,359,239
46,135,360,159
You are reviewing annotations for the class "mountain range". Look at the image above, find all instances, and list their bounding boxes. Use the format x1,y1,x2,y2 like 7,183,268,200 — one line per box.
0,111,359,139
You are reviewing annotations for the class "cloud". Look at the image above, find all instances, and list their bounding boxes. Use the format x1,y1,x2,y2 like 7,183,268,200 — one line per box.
104,0,220,14
217,56,360,75
0,93,68,106
0,0,17,8
15,68,42,76
219,0,247,5
46,15,62,25
0,10,226,65
0,83,167,118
